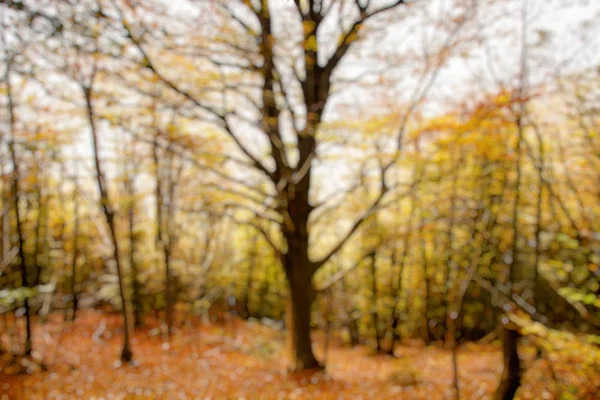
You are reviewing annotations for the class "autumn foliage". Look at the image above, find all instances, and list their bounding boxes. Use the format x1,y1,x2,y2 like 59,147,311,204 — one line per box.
1,0,600,399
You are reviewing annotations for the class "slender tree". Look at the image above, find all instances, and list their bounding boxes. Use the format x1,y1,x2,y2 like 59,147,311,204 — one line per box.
4,52,32,357
495,1,529,398
69,168,80,321
81,69,134,362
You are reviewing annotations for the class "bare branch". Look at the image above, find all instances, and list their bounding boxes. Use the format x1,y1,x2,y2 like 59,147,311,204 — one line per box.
315,250,374,292
312,176,417,271
110,0,275,180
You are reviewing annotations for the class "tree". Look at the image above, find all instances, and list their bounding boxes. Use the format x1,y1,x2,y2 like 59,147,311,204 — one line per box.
150,114,186,337
81,68,134,362
2,42,32,357
115,0,469,371
121,137,143,327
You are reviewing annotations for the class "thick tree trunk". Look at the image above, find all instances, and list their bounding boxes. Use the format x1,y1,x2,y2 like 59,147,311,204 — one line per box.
280,131,322,372
285,271,320,371
283,216,320,371
495,326,522,400
494,327,521,400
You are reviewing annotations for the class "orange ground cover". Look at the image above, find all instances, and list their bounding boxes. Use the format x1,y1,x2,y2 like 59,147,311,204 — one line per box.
0,310,592,399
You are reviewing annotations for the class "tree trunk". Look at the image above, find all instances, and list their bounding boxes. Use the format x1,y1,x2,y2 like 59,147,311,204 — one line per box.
164,247,173,336
2,190,9,268
391,192,415,352
370,252,382,352
283,219,320,371
495,326,521,400
152,129,177,337
452,345,460,400
127,189,142,328
497,6,526,390
280,130,322,372
70,193,80,321
83,83,133,363
106,211,134,362
388,242,401,355
285,271,320,371
442,149,460,345
419,216,432,345
5,59,32,356
10,138,32,358
341,275,361,347
243,234,258,319
389,253,401,354
32,177,44,287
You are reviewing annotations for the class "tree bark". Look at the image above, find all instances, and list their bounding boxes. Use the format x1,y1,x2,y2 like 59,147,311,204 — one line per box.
127,178,142,328
341,275,360,346
285,268,320,371
391,195,414,352
243,234,258,319
5,58,32,356
495,326,521,400
152,129,178,337
419,207,432,345
83,82,133,363
32,174,44,287
70,190,80,321
164,247,173,335
369,252,382,352
280,129,322,371
283,194,320,371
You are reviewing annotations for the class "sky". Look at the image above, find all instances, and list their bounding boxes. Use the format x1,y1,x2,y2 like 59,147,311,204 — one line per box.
4,0,600,217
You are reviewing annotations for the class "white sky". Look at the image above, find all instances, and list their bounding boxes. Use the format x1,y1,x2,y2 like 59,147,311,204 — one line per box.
3,0,600,215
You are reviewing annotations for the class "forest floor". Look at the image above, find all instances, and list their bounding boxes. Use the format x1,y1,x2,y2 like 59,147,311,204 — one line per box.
0,309,593,399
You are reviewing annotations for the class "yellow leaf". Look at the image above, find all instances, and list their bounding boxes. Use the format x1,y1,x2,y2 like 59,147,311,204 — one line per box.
305,35,317,52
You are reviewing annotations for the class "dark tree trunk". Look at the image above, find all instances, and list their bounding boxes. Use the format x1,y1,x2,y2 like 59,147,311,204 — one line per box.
279,131,323,372
243,235,258,319
419,216,432,345
389,246,401,354
285,269,320,371
164,248,173,335
495,326,521,400
32,178,44,287
70,194,80,321
370,252,382,352
10,139,32,358
84,83,133,363
6,60,32,356
283,216,320,371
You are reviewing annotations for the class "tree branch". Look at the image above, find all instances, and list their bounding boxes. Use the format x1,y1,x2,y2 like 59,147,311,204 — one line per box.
111,0,274,180
315,250,375,292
